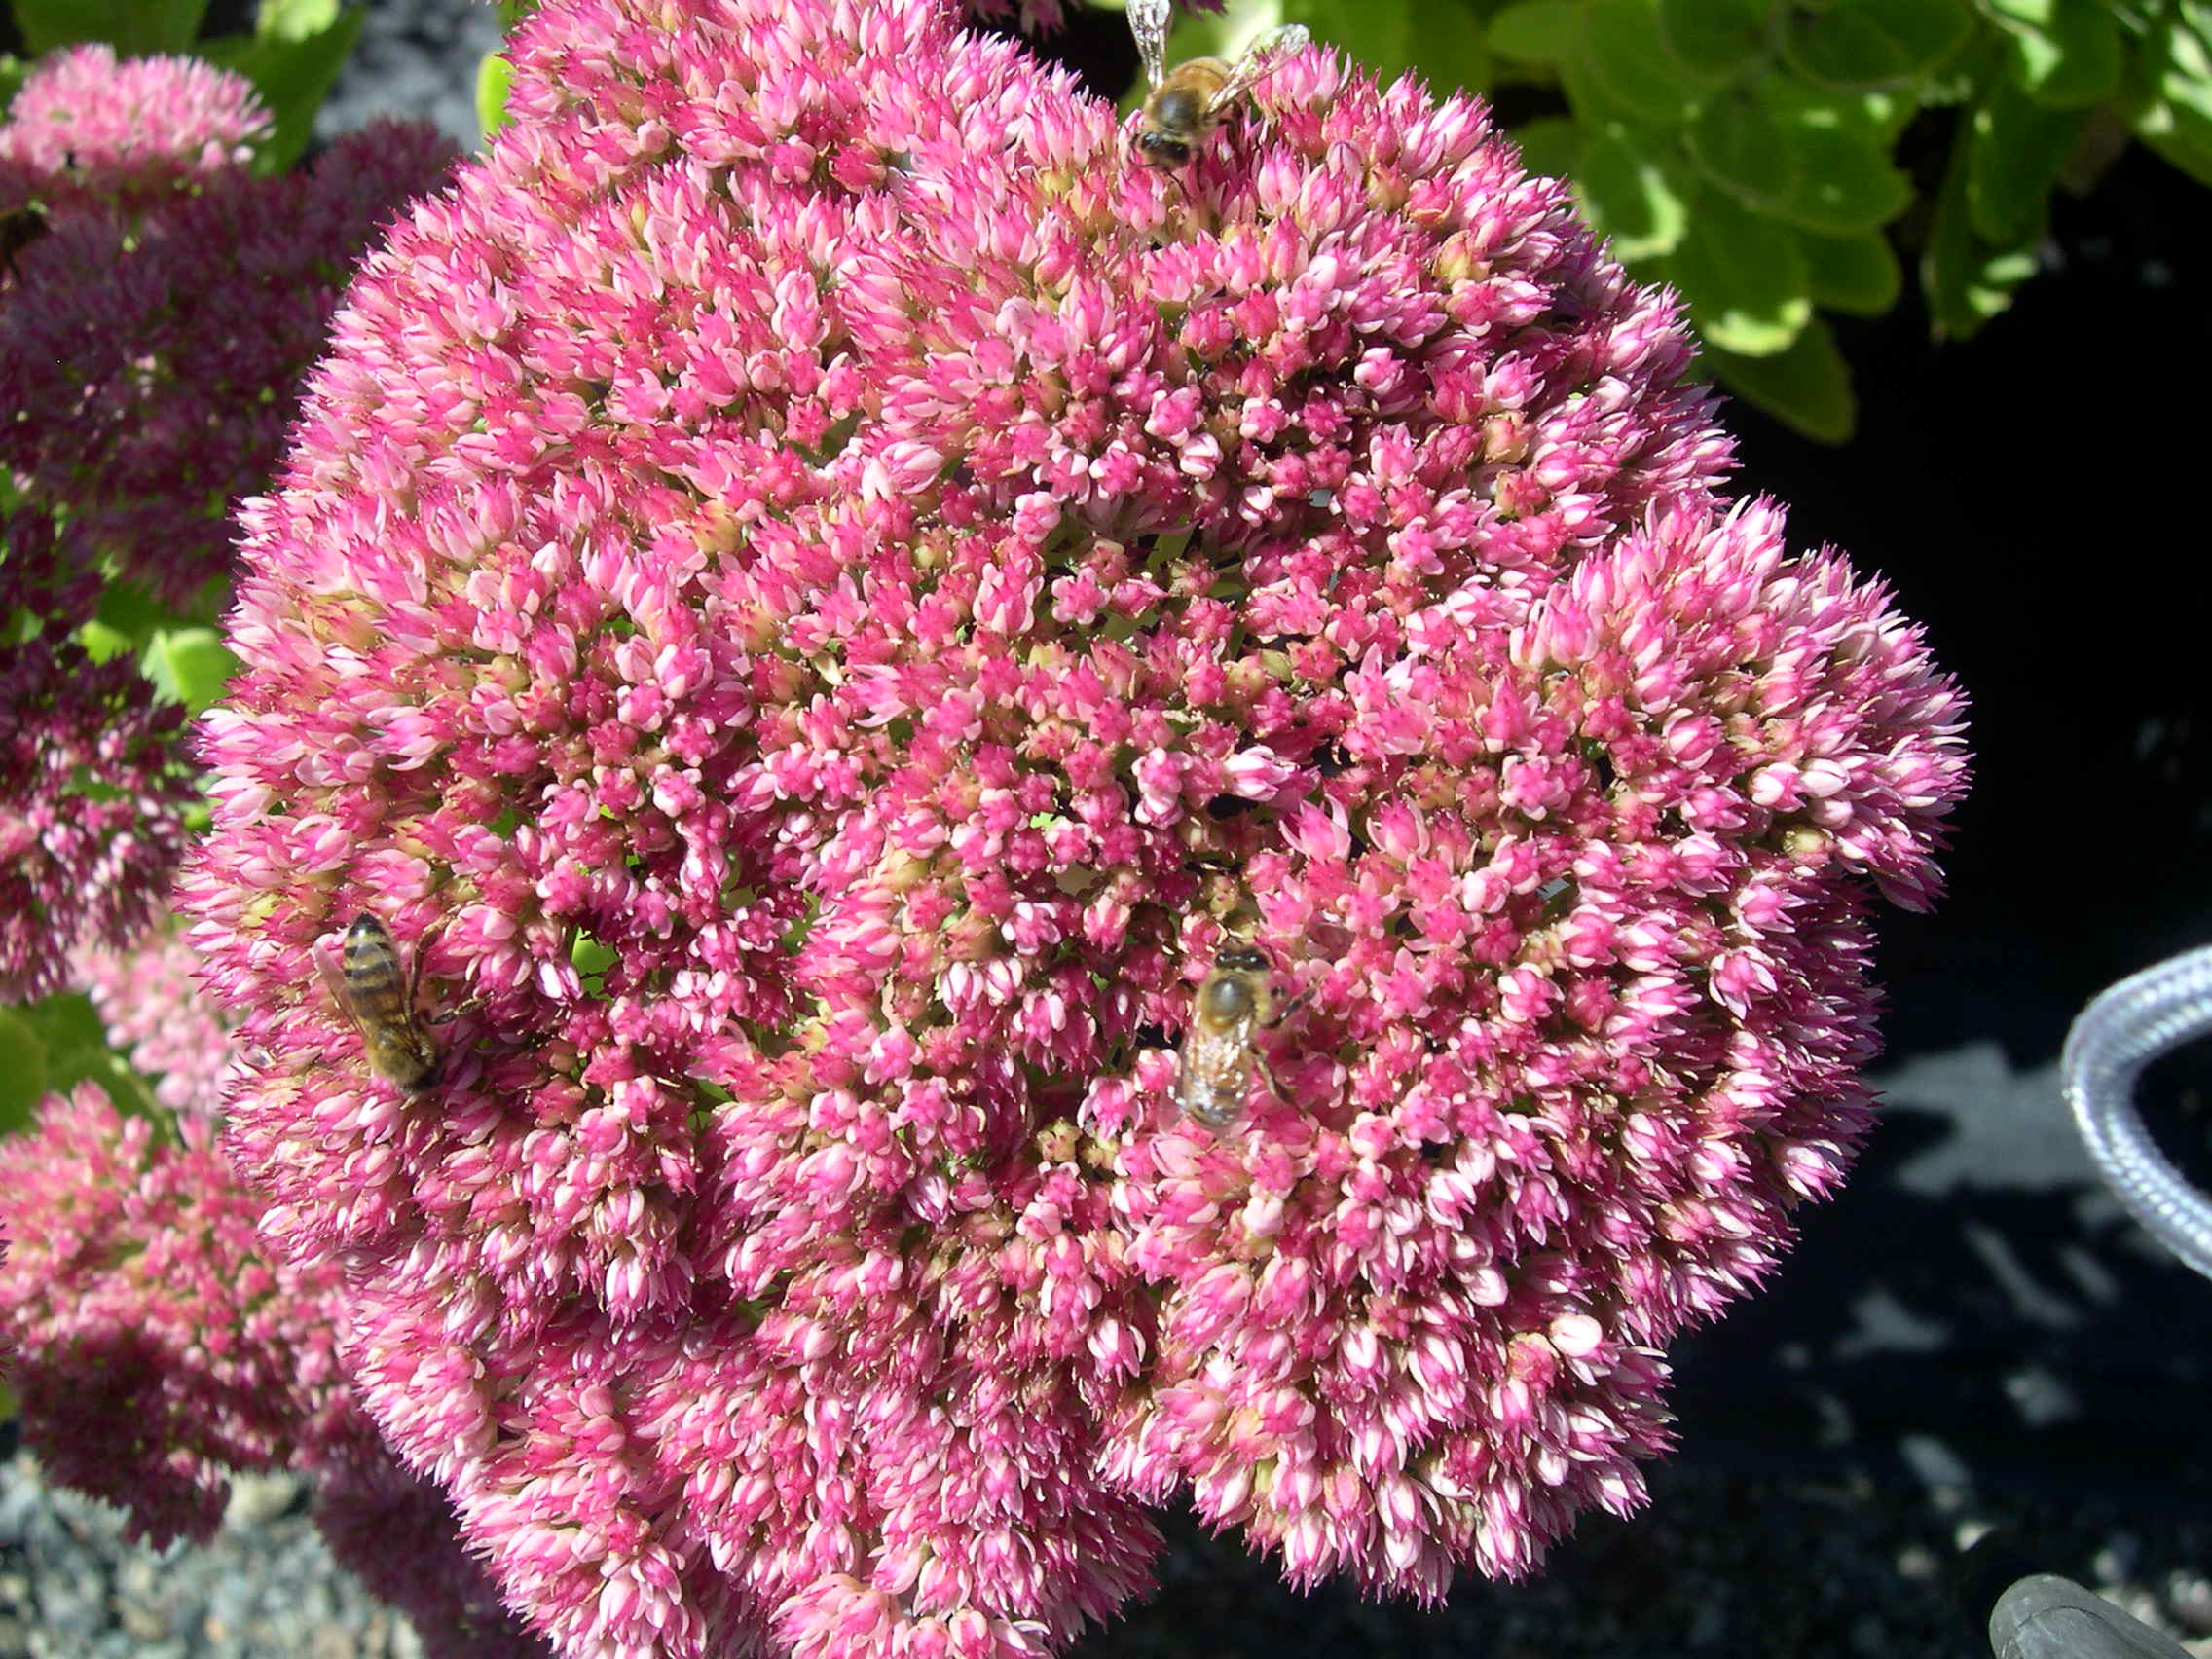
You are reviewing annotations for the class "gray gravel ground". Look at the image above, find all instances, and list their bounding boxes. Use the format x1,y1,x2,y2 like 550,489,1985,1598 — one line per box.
7,1445,2212,1658
0,1454,421,1659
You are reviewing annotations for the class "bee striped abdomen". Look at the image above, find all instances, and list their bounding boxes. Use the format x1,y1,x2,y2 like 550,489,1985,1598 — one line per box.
336,913,440,1091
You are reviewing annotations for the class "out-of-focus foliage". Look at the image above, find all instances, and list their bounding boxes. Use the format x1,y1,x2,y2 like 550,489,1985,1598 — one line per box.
1152,0,2212,440
198,0,366,171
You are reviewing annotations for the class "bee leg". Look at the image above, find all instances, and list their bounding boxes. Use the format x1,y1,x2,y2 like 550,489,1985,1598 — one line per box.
1251,1049,1286,1104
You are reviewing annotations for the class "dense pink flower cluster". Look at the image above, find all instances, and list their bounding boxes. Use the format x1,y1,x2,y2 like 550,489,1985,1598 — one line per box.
0,81,459,606
180,1,1968,1655
0,1083,542,1659
0,624,197,1001
0,43,271,215
75,912,240,1117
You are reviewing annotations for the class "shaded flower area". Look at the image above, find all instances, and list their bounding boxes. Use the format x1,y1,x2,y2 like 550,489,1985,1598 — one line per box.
0,50,459,999
180,1,1969,1655
0,616,195,1002
0,1082,542,1659
0,50,461,610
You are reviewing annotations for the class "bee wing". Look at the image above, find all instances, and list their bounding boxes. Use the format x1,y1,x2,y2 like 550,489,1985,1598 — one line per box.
1128,0,1171,88
1204,22,1310,115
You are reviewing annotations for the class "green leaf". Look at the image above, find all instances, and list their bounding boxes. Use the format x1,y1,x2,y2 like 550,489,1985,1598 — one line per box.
1572,123,1694,257
1489,0,1581,63
199,5,365,171
1509,113,1585,176
142,627,238,713
1287,0,1492,93
1657,0,1773,79
1576,0,1702,121
1704,318,1856,442
1987,0,2123,106
91,577,181,649
570,933,618,976
1922,118,2041,339
1779,0,1974,91
1796,227,1900,313
254,0,338,34
1,54,32,113
2132,2,2212,180
1662,190,1811,353
475,50,513,142
1688,78,1911,232
2,993,156,1127
1967,68,2087,241
0,1007,49,1139
1687,83,1797,202
10,0,209,55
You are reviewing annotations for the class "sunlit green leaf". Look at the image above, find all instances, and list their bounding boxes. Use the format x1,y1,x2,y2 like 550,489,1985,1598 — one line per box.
1572,123,1694,257
1663,190,1811,354
1986,0,2122,106
1779,0,1974,91
1704,318,1856,442
2135,2,2212,180
1923,121,2041,339
1968,68,2086,241
1489,0,1581,64
255,0,338,35
11,0,208,55
143,627,239,714
570,933,619,975
1797,227,1900,314
477,50,513,142
1688,77,1911,232
1657,0,1772,80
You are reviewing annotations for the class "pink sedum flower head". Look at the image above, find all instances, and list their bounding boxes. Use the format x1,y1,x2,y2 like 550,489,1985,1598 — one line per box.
179,1,1968,1655
0,44,272,216
0,118,461,606
0,1083,544,1658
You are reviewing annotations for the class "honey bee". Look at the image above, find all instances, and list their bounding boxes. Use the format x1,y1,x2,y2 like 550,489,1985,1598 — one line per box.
323,913,441,1092
1176,938,1291,1129
1128,0,1309,168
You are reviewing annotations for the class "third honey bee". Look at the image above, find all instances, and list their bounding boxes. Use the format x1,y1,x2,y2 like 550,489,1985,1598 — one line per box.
1127,0,1309,169
326,912,441,1092
1176,938,1287,1129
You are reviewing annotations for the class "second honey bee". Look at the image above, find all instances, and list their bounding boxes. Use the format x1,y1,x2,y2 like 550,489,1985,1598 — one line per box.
325,912,441,1092
1176,938,1292,1129
1128,0,1309,168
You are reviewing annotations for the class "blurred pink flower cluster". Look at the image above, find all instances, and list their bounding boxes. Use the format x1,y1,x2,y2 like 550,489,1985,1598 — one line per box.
0,51,461,608
74,913,243,1117
176,1,1968,1656
0,42,270,214
0,1081,543,1659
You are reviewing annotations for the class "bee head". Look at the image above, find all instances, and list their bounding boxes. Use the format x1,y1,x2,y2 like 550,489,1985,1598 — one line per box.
1134,130,1194,168
1214,941,1269,975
